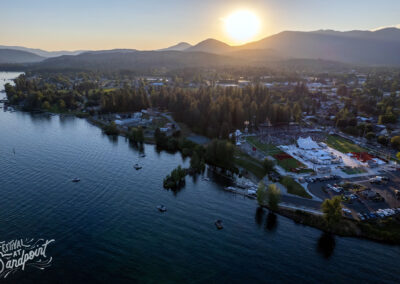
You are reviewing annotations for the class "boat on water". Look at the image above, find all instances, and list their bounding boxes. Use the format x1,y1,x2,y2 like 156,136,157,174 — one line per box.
139,153,146,158
133,163,142,170
215,220,223,230
224,186,237,193
72,178,81,182
203,177,210,181
246,189,257,199
236,180,256,189
157,205,167,212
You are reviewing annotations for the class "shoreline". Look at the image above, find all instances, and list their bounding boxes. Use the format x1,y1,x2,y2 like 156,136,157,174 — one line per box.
265,205,400,245
4,105,400,245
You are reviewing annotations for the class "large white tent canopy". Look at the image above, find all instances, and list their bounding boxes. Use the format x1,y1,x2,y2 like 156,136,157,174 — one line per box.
297,137,320,150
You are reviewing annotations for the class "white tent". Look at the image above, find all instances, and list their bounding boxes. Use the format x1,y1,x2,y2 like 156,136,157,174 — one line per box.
297,137,320,150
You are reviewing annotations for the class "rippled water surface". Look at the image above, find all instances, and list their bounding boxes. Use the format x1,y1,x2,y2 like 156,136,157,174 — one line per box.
0,72,399,283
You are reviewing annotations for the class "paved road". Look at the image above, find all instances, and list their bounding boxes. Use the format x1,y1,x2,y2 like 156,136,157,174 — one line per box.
280,195,322,210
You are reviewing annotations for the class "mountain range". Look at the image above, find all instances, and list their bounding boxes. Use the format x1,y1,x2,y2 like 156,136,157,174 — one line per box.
1,27,400,69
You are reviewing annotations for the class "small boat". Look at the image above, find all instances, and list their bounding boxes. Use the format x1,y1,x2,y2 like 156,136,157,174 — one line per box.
215,220,223,230
157,205,167,212
133,163,142,170
224,186,237,193
72,178,81,182
246,189,257,199
139,153,146,158
203,177,210,181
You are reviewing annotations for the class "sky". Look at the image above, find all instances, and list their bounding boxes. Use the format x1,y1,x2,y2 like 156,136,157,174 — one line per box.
1,0,400,51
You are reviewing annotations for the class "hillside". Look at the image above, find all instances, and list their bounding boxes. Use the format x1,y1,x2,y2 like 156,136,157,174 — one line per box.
8,27,400,69
158,42,192,51
34,50,241,71
0,49,45,64
0,45,85,57
185,39,234,54
240,28,400,65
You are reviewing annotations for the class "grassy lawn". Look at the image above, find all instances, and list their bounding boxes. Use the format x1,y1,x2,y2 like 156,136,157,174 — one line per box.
280,176,312,199
277,158,302,172
235,150,266,179
246,136,281,156
327,135,366,153
246,136,308,172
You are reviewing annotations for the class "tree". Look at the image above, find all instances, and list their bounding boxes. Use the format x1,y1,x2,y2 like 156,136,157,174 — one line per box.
205,139,235,171
337,85,348,97
42,101,51,110
58,99,66,110
129,127,144,144
267,184,281,211
163,166,187,189
396,152,400,160
321,196,342,227
263,159,275,174
377,135,389,146
391,136,400,150
256,181,267,206
190,151,205,173
292,103,302,122
365,132,376,140
103,121,119,136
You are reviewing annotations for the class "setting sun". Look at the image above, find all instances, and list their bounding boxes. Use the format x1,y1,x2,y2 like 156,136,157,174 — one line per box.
224,10,261,44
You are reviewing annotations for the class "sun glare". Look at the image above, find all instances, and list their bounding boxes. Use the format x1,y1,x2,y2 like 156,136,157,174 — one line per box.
224,10,261,44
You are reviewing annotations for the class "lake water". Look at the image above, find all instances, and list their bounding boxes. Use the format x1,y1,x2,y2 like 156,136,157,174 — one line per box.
0,72,399,283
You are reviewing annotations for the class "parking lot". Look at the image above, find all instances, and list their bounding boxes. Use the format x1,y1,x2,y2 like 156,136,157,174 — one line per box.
306,170,400,220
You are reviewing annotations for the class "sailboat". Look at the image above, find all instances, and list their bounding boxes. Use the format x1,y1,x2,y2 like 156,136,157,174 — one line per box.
133,163,142,170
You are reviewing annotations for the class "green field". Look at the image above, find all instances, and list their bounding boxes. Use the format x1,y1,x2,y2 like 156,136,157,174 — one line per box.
234,150,266,179
246,136,308,173
280,176,312,199
327,135,366,153
276,158,304,172
246,136,281,155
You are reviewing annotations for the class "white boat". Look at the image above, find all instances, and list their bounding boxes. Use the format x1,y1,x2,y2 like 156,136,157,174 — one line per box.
224,186,237,193
157,205,167,212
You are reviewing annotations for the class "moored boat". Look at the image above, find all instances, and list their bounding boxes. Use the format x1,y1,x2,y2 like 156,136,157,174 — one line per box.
157,205,167,212
215,220,223,229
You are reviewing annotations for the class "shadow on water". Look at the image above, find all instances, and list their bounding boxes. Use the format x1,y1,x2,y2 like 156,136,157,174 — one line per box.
59,114,75,126
168,184,185,197
265,212,278,231
317,233,336,259
104,134,118,144
28,112,52,123
190,173,199,184
128,140,144,153
206,167,234,189
255,207,265,227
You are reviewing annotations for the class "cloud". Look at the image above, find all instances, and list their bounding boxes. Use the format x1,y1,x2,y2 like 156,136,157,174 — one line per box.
371,24,400,31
